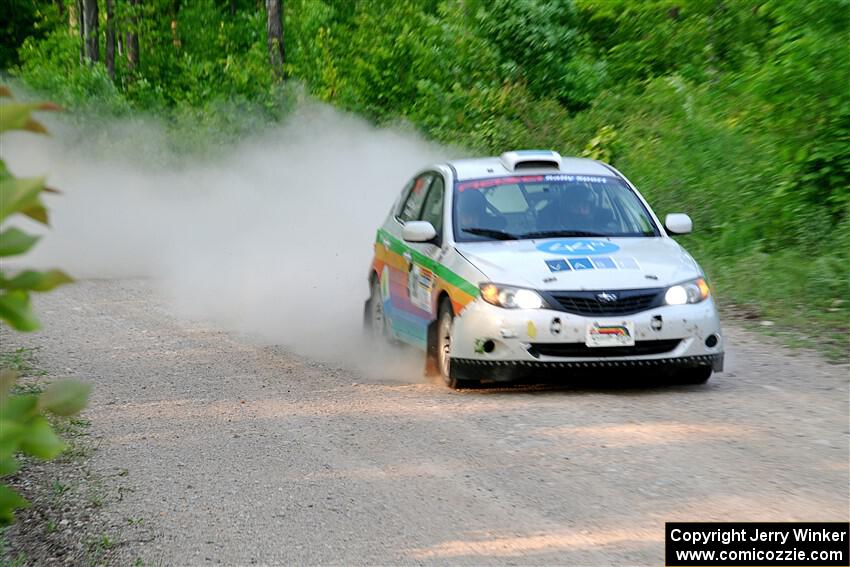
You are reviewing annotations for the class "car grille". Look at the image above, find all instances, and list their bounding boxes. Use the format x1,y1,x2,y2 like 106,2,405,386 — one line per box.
528,339,681,358
546,288,664,316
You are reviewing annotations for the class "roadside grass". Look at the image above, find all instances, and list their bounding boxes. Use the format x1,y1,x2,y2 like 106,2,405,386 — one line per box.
84,533,116,566
700,249,850,362
51,479,70,499
0,345,119,565
0,347,48,379
131,556,165,567
0,530,26,567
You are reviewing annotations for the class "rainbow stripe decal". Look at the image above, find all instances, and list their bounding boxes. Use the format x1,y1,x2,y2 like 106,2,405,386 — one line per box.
592,325,631,337
371,229,479,348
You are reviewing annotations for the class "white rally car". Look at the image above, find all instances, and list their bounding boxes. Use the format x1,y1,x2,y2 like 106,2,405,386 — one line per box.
365,150,723,388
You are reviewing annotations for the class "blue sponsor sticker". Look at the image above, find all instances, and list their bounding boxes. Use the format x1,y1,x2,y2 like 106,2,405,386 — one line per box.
567,257,595,270
536,239,620,256
615,257,640,270
545,259,571,272
591,256,617,269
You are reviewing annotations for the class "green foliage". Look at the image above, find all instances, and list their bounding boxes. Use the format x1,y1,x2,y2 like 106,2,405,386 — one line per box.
0,93,71,331
0,0,45,69
0,89,90,526
0,371,91,525
11,0,303,152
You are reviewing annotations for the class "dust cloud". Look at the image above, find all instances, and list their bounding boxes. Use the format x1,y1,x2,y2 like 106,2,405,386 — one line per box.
2,102,451,379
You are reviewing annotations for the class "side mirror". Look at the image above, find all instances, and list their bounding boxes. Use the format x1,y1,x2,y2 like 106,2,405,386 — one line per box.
402,221,437,243
665,213,693,235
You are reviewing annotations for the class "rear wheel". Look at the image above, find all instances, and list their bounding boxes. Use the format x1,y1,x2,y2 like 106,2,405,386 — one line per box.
436,299,476,389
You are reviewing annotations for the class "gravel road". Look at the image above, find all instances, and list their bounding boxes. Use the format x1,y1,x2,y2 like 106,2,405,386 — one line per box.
19,279,849,566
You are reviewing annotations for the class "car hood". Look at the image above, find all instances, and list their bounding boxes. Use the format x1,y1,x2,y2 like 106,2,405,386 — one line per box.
455,237,701,291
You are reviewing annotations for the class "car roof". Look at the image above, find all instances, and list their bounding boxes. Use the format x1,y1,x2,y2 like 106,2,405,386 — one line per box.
447,152,616,181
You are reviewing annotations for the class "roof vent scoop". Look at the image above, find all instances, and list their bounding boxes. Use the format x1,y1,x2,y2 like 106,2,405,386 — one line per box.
500,150,562,172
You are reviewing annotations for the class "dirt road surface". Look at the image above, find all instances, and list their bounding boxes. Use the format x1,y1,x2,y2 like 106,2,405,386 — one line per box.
19,279,849,565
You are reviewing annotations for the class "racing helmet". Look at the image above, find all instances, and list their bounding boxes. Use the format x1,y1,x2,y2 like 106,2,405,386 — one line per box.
458,189,490,218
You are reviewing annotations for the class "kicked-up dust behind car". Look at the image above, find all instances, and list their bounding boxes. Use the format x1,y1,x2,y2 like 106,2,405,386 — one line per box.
3,102,452,376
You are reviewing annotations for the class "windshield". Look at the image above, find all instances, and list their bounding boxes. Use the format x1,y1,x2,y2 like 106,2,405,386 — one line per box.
452,174,660,242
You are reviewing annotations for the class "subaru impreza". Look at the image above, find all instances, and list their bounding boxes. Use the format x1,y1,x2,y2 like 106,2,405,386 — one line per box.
365,150,723,388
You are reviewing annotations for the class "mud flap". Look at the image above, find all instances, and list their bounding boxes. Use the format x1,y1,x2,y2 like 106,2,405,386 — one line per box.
450,359,521,383
712,353,724,372
363,298,372,331
424,318,439,376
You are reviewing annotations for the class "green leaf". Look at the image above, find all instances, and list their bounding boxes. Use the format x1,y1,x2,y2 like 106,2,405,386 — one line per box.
3,270,73,292
0,227,40,257
0,419,24,446
0,102,54,134
0,103,37,133
0,394,38,421
0,484,29,527
21,118,48,134
0,174,47,224
38,380,90,416
0,369,16,401
0,455,20,476
19,202,49,225
0,290,40,331
19,415,65,459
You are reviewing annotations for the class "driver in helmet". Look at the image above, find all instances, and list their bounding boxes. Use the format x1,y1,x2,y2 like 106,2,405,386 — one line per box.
537,187,597,232
563,190,596,230
457,190,505,234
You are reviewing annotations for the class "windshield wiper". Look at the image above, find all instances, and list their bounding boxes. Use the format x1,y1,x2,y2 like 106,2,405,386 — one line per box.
519,229,608,239
462,227,518,240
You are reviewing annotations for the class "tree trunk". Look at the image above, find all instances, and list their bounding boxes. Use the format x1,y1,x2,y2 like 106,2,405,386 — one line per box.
76,0,84,63
106,0,115,78
67,0,75,29
126,0,140,71
83,0,99,63
55,0,65,18
171,0,181,48
265,0,284,78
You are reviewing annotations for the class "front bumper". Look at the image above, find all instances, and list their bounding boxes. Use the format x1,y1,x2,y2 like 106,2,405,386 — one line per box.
450,297,724,381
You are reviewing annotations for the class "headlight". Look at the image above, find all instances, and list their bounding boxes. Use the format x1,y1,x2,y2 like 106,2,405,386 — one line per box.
664,277,710,305
480,283,547,309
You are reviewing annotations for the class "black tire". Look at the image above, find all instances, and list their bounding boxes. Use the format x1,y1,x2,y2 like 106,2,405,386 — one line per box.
674,366,712,385
436,299,476,389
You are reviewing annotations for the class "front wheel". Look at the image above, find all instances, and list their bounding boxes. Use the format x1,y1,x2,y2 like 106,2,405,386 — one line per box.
436,299,476,389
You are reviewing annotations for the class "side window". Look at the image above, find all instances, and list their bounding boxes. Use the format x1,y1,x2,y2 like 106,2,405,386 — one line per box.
419,175,444,234
398,174,433,223
393,178,414,217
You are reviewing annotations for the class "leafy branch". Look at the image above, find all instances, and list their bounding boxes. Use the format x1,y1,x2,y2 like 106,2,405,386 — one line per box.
0,86,90,525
